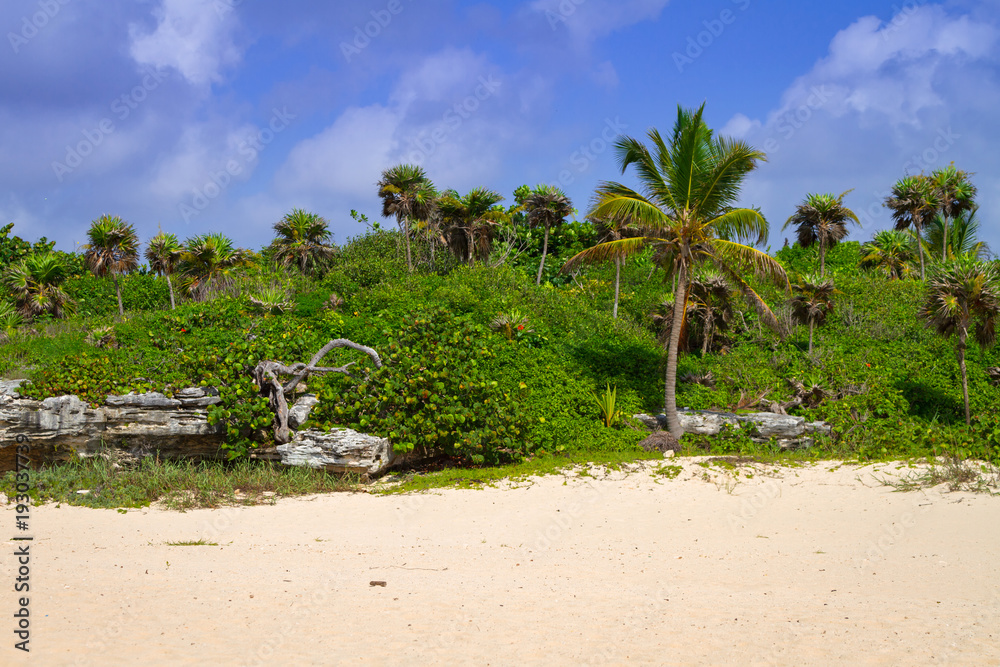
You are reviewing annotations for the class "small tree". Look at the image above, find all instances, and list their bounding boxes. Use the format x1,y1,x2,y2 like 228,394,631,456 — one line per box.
525,185,573,286
919,258,1000,426
5,252,74,320
783,191,859,278
178,232,250,302
84,214,139,317
377,164,437,273
271,208,335,275
788,275,837,355
860,230,917,280
145,231,182,309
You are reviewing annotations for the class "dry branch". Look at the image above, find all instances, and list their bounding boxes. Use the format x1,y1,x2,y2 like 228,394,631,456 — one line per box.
253,338,382,444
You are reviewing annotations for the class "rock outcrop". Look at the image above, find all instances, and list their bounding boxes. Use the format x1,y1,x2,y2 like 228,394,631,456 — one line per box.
633,409,832,449
276,428,393,476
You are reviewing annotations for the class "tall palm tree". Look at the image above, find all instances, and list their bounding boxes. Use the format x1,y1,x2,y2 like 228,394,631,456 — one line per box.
928,165,977,262
919,257,1000,426
271,208,335,275
783,191,859,278
4,252,74,320
84,214,140,317
437,188,507,266
178,232,250,302
788,275,837,354
377,164,437,273
924,208,989,261
564,104,788,438
860,229,917,280
145,231,182,310
884,175,937,279
525,185,573,286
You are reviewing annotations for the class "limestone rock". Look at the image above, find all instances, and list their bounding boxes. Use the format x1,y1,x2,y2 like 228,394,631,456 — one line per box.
106,392,181,409
277,428,393,475
287,394,320,430
632,409,831,449
0,380,23,397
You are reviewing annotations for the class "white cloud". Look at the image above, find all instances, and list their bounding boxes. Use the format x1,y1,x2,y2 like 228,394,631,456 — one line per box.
129,0,243,86
528,0,670,47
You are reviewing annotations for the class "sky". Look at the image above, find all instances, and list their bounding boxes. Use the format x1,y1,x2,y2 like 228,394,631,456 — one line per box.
1,0,998,255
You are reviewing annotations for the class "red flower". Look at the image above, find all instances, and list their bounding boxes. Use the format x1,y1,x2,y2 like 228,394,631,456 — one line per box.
517,325,524,331
180,328,187,333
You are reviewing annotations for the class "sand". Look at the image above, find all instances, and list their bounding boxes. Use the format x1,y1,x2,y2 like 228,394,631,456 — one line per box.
3,459,999,666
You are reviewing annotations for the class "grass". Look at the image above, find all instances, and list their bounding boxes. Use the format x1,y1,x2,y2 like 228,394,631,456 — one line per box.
0,456,362,510
880,458,1000,495
165,539,219,546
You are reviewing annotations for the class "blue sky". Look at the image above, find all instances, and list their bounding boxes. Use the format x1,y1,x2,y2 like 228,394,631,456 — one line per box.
2,0,998,254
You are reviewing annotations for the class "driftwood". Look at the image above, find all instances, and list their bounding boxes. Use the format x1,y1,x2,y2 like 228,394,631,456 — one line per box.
760,379,865,415
252,339,382,444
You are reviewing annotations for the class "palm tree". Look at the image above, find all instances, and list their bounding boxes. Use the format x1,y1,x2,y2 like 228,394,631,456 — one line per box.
564,104,788,438
788,275,837,354
783,191,859,278
178,232,250,301
377,164,437,273
919,258,1000,426
525,185,573,285
84,214,139,317
568,216,640,319
884,175,937,279
688,274,734,356
860,229,917,280
145,231,182,310
5,252,74,320
928,165,977,262
271,208,335,275
924,208,989,261
437,188,507,266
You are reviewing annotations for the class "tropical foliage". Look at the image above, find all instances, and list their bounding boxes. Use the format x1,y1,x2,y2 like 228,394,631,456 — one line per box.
5,252,74,320
84,214,140,316
270,208,335,275
178,232,251,301
788,275,838,354
145,231,182,309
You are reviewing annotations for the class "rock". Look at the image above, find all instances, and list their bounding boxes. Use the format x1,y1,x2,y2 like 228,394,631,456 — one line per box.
637,431,680,454
287,394,320,430
277,428,394,475
0,380,24,397
175,387,206,399
632,409,831,450
178,396,222,408
106,392,181,409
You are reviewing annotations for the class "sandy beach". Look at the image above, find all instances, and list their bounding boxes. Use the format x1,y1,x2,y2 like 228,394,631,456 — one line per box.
3,459,999,666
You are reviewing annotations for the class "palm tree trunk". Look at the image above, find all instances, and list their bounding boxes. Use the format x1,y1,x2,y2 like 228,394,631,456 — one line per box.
916,222,926,280
613,257,621,319
536,224,550,286
808,319,814,355
958,327,970,426
942,217,949,262
167,274,176,310
819,243,826,278
701,312,711,356
664,262,688,439
114,274,124,316
403,217,413,273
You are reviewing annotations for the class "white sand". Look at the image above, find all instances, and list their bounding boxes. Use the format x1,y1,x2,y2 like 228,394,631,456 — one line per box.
3,459,999,666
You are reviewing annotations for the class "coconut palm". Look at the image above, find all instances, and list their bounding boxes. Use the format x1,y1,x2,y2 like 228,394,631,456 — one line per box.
145,231,182,310
524,185,573,286
884,175,937,279
437,188,507,266
924,208,989,261
377,164,437,273
783,191,859,278
270,208,335,275
178,232,250,302
569,216,641,319
788,275,838,354
84,214,139,317
919,258,1000,426
5,252,74,320
563,104,788,438
928,165,977,262
860,229,917,280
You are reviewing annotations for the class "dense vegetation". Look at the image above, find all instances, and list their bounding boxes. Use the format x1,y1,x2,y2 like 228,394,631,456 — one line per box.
1,108,997,475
